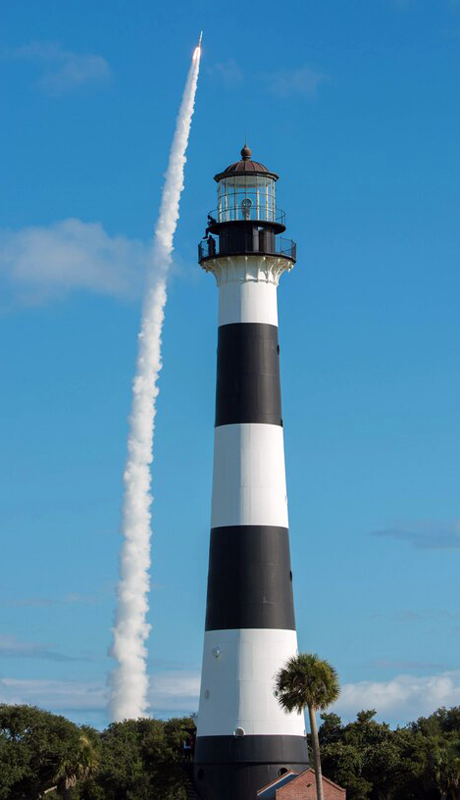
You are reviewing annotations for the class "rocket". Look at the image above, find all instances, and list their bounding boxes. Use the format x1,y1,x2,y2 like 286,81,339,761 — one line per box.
198,31,203,47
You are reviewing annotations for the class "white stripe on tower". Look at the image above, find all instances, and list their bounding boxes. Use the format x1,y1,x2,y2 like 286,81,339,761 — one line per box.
210,423,288,529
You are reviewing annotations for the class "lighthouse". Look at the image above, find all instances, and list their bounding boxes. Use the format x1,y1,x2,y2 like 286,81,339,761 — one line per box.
194,145,309,799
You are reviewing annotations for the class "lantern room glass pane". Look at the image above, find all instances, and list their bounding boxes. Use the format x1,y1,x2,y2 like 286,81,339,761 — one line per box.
216,175,277,222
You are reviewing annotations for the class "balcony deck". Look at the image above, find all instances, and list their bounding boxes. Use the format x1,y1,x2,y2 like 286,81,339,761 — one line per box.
198,234,296,265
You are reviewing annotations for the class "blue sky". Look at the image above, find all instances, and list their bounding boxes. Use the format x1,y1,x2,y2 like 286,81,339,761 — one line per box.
1,0,460,729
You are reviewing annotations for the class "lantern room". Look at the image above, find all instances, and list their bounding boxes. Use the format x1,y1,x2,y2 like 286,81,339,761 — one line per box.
198,144,296,265
215,143,280,224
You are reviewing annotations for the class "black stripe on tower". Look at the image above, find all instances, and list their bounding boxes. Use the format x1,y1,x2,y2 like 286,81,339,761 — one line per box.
194,736,309,800
195,735,308,763
205,526,295,631
215,323,282,427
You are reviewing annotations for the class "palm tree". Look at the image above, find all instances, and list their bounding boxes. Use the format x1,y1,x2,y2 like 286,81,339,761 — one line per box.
275,653,340,800
54,733,99,799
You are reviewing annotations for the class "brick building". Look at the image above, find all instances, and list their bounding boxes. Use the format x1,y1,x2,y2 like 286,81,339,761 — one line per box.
257,769,346,799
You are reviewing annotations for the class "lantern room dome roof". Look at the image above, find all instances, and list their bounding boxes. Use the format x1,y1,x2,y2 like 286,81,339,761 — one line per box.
214,144,279,182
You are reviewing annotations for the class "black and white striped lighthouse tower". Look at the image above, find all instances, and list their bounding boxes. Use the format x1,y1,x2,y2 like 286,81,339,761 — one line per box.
194,145,309,800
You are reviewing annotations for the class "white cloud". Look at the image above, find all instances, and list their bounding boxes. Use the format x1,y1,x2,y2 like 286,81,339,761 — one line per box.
0,677,107,710
0,670,200,716
0,634,87,662
372,608,460,624
2,668,460,727
264,66,329,98
207,59,243,88
7,41,110,94
1,592,99,608
0,218,149,307
149,670,200,712
206,60,328,98
333,671,460,724
370,658,449,670
372,519,460,549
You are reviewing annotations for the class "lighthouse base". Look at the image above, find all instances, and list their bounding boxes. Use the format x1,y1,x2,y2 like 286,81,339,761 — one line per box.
194,735,309,800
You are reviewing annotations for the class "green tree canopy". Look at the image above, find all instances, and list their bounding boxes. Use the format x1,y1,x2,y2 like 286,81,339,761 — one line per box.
0,703,96,799
320,706,460,800
3,702,460,799
82,716,195,800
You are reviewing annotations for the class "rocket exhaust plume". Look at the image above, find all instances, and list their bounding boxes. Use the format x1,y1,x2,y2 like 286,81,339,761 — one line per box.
109,41,201,722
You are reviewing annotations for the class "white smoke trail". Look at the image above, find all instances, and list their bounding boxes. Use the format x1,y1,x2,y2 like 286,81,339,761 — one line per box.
109,44,201,722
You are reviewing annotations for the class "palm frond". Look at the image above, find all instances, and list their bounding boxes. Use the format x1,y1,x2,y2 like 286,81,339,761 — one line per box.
274,652,340,714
